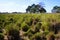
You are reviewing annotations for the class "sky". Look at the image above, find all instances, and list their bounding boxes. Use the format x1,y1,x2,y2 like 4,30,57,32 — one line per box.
0,0,60,13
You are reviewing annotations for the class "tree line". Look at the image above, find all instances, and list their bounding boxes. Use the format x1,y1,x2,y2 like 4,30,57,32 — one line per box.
26,3,60,13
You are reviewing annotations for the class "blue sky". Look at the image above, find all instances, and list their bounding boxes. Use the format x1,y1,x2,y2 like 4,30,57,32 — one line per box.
0,0,60,13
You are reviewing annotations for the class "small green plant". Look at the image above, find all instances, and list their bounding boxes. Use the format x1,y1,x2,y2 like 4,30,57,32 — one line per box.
0,33,4,40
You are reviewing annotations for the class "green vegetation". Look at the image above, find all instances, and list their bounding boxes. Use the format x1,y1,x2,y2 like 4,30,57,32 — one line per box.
0,13,60,40
26,4,46,13
52,6,60,13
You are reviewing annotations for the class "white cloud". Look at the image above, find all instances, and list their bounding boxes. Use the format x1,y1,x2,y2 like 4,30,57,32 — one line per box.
30,0,36,2
0,2,27,12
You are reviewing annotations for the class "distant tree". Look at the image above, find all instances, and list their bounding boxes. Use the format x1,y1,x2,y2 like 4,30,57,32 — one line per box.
26,6,32,13
26,3,46,13
12,12,18,13
52,6,60,13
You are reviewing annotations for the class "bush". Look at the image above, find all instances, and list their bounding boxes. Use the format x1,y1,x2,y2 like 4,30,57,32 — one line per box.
0,33,4,40
22,25,29,32
8,29,20,40
21,22,30,32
